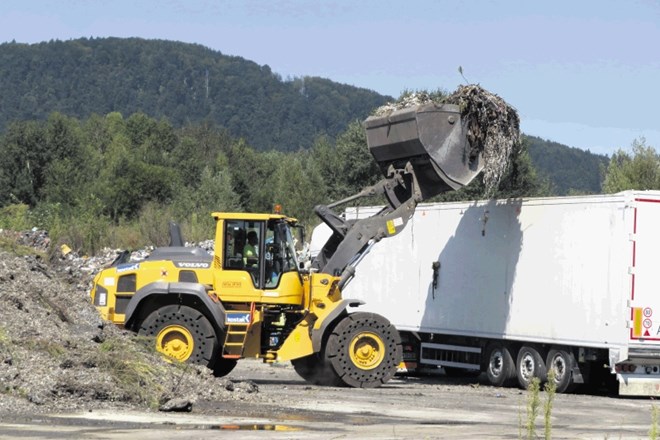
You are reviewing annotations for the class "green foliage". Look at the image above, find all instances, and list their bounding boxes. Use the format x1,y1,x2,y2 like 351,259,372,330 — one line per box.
438,137,552,202
225,140,279,213
0,40,629,254
0,120,48,206
27,338,67,358
316,120,381,202
0,326,9,346
526,135,609,195
651,404,659,440
0,38,390,152
544,370,557,440
63,196,110,255
0,204,30,230
524,377,541,440
97,336,166,406
602,138,660,193
0,107,581,255
271,150,327,226
518,374,556,440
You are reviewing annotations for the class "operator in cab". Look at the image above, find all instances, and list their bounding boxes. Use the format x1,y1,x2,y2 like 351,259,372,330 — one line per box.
243,230,259,267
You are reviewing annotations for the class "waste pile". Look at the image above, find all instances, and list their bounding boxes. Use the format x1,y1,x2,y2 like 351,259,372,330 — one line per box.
374,84,521,196
0,231,258,414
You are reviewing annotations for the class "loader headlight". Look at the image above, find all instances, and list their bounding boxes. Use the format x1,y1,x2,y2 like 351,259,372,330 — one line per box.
93,284,108,307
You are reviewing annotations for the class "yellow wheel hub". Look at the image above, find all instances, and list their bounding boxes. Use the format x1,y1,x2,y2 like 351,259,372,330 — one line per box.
156,325,194,362
349,331,385,370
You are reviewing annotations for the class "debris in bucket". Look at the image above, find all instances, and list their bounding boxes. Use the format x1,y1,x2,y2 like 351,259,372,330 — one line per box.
446,85,520,197
374,85,521,197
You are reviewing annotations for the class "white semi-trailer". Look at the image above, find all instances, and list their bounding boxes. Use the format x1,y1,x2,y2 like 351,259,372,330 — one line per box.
317,191,660,395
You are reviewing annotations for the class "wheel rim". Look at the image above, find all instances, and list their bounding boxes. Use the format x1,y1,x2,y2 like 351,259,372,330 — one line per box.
550,354,567,382
489,350,504,377
156,324,194,362
520,352,535,382
349,331,385,370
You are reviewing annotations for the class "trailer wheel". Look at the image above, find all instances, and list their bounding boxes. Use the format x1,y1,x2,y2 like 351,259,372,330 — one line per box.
291,353,343,386
485,343,516,387
212,358,238,377
516,345,547,389
546,349,577,393
138,305,218,368
325,312,402,388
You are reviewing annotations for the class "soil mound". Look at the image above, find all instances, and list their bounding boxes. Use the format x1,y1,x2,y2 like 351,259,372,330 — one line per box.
0,232,259,414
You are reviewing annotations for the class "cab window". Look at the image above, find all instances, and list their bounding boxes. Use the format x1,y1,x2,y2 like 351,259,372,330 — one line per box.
264,219,300,288
224,220,263,286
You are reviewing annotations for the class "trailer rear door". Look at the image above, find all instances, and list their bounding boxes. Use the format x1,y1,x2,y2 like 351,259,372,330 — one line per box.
629,196,660,343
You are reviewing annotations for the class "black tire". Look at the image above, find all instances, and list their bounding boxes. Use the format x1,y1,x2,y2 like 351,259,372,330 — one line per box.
516,345,547,389
138,304,219,368
485,342,516,387
546,349,577,393
325,312,402,388
212,358,238,377
291,353,343,386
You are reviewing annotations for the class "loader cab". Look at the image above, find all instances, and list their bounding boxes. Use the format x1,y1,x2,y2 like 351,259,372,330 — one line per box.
213,212,305,305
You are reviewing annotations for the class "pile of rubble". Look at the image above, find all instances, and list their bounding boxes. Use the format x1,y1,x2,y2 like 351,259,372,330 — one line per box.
445,85,521,196
0,231,258,415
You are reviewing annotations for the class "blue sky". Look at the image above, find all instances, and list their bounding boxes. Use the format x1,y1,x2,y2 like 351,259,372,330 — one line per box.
1,0,659,156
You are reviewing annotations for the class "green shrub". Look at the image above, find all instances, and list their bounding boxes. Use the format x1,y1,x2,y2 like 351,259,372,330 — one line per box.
544,370,556,440
651,404,659,440
524,377,541,440
97,336,167,406
0,204,30,230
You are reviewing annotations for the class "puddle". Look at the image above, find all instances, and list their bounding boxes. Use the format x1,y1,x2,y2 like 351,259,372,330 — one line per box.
210,424,303,431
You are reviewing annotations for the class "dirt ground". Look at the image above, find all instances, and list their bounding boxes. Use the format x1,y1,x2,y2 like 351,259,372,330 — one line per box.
0,359,656,440
0,232,656,439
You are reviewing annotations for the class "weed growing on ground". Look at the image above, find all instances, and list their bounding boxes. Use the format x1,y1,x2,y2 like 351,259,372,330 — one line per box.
650,404,659,440
26,338,67,358
0,237,46,258
0,326,9,346
97,336,167,406
0,326,13,367
525,377,541,439
544,370,556,440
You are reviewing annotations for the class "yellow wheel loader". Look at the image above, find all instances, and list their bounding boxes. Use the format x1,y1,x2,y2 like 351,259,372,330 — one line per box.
90,103,485,387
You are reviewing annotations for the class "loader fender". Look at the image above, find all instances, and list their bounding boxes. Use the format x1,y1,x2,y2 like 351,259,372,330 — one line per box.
123,281,225,331
312,299,364,353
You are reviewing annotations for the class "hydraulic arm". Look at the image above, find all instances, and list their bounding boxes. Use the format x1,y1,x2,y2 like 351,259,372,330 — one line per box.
312,102,484,287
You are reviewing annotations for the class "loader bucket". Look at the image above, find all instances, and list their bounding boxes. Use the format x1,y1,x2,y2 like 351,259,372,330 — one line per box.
364,103,483,200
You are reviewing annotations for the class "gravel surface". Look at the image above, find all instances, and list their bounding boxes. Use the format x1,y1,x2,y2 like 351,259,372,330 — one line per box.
0,230,260,415
0,230,658,439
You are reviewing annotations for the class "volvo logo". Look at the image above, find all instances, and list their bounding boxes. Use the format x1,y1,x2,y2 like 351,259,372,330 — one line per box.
174,262,211,269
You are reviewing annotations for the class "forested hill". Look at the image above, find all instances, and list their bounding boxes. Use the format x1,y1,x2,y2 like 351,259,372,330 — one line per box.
0,37,608,195
525,135,609,195
0,38,390,151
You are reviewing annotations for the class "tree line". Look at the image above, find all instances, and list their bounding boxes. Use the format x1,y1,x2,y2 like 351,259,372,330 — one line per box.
1,109,656,256
0,110,553,255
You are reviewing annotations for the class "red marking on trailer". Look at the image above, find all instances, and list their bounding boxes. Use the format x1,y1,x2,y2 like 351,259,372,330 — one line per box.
630,206,637,341
630,198,660,340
